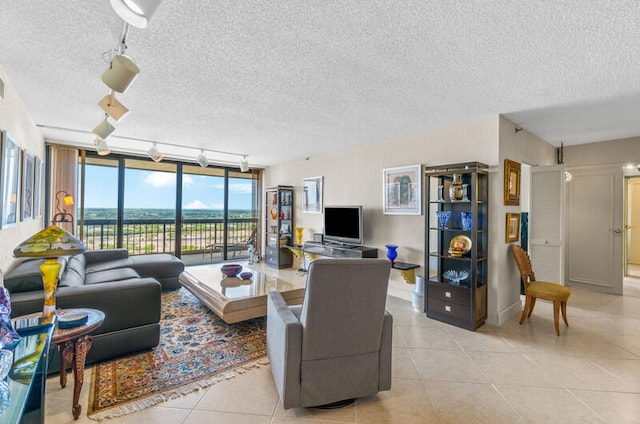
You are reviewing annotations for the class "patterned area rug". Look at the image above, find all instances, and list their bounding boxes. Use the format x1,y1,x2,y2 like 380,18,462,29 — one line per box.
88,288,267,420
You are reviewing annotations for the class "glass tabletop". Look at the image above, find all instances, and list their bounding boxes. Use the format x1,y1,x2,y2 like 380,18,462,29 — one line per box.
184,264,304,300
1,322,53,423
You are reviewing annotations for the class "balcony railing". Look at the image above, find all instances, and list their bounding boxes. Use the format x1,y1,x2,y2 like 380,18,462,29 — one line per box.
80,218,258,258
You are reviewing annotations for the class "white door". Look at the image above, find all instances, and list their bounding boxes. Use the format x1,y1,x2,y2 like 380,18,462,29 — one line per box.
565,165,623,294
529,165,565,284
625,177,640,277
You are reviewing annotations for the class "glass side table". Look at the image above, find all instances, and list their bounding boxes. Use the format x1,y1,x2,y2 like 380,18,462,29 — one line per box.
1,319,54,424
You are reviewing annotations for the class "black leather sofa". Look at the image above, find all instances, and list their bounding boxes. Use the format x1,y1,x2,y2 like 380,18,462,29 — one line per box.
4,249,184,372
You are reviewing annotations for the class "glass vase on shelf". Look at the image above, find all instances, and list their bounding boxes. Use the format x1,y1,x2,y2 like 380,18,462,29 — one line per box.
461,183,470,202
435,210,452,229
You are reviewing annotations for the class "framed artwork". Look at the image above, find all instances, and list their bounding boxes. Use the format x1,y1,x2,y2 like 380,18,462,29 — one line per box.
21,150,35,221
303,176,323,213
1,131,21,228
506,212,521,243
383,164,422,215
504,159,521,206
33,156,43,218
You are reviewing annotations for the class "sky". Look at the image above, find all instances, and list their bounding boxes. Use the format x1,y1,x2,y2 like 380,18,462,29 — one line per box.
83,165,254,210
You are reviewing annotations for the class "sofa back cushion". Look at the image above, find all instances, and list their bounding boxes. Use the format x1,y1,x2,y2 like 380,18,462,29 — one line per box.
4,257,69,293
59,254,86,288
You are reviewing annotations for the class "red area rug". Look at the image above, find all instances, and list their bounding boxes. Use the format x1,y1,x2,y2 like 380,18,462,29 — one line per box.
88,288,267,420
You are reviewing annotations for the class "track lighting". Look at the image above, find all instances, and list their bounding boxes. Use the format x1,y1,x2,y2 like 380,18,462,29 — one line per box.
99,92,129,121
147,143,163,162
94,137,111,156
196,150,208,168
240,156,249,172
92,114,115,139
109,0,163,29
102,54,140,93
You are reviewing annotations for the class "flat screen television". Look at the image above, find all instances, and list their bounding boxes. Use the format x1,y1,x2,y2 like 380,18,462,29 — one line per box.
323,205,363,246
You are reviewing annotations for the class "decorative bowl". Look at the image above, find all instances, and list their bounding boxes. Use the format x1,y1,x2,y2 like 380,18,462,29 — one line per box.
221,264,242,277
443,270,469,285
448,247,464,257
240,272,253,280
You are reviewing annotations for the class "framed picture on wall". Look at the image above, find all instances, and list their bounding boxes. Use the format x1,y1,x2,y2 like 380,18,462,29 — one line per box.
33,156,43,218
506,212,521,243
504,159,521,206
1,131,21,228
383,164,422,215
303,176,323,213
21,150,35,221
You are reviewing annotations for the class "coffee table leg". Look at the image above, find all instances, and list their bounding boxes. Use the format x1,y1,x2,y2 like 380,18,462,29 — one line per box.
59,341,74,388
71,335,93,420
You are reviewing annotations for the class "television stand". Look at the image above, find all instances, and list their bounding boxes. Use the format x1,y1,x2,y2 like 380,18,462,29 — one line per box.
302,241,378,259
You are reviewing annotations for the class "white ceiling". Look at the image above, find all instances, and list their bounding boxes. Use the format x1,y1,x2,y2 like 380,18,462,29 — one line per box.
1,1,639,168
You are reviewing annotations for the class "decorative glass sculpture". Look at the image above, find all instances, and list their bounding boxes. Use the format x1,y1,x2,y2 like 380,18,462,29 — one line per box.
0,349,12,379
437,185,445,202
385,245,398,264
0,288,20,349
435,210,452,229
461,212,472,231
449,174,464,201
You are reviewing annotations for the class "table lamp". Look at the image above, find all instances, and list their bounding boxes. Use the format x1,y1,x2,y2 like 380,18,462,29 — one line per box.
13,225,86,323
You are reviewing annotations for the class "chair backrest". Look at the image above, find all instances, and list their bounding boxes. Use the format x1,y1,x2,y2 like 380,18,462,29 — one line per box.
511,244,536,287
299,258,391,361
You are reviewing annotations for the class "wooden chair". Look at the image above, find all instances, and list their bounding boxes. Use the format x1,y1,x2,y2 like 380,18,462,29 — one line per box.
511,244,571,336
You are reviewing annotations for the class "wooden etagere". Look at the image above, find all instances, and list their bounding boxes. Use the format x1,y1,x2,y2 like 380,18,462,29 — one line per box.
424,162,488,330
265,186,294,269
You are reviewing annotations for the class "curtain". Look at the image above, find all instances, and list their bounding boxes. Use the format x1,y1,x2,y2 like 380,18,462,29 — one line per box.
49,145,78,234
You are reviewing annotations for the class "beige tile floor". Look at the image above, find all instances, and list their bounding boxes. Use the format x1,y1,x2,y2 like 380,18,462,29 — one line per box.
45,270,640,424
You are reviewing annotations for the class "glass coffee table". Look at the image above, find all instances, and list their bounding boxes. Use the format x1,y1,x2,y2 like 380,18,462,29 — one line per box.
178,263,306,323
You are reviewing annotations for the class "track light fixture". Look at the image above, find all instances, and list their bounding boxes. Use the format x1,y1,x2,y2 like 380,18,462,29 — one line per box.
240,156,249,172
102,54,140,93
92,114,116,139
147,143,163,162
109,0,163,29
99,92,129,121
94,137,111,156
196,150,208,168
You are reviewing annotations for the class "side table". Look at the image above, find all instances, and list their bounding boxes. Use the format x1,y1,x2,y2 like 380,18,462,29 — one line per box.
52,308,105,420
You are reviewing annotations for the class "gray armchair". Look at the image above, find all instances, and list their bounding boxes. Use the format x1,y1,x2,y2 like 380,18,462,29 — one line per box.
267,258,393,409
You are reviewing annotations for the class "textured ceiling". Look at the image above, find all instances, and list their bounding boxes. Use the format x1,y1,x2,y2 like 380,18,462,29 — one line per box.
1,1,639,167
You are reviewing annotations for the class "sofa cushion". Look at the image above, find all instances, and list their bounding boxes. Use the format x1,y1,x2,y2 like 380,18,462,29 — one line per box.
65,254,86,281
4,257,68,293
85,257,132,274
84,268,140,285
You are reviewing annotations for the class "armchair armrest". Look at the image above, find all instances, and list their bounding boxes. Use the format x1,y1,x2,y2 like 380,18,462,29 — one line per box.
84,248,129,264
267,290,302,409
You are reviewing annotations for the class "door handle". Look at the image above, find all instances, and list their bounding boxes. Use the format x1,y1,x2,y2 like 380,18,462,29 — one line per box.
613,228,622,234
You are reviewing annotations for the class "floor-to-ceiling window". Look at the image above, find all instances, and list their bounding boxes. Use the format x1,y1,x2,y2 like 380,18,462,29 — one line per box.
76,151,260,263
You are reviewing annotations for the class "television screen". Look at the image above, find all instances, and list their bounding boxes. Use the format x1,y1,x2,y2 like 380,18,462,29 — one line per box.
323,206,363,246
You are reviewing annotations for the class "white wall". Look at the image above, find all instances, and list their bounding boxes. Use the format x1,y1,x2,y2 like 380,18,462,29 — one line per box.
492,116,556,325
563,136,640,168
0,65,45,273
266,116,501,301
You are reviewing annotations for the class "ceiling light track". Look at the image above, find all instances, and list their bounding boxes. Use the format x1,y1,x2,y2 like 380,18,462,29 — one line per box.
37,124,251,170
